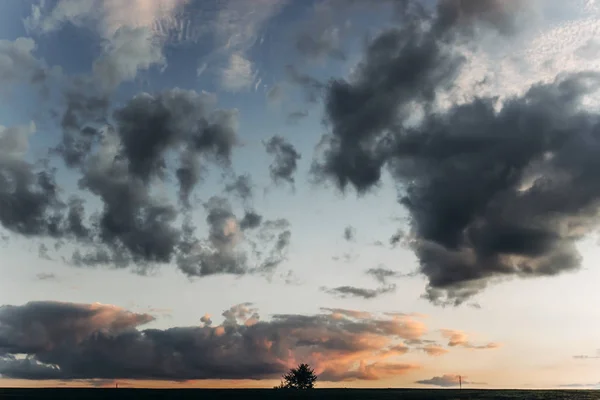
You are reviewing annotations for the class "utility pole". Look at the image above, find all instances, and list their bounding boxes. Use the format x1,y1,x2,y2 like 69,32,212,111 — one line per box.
459,375,462,390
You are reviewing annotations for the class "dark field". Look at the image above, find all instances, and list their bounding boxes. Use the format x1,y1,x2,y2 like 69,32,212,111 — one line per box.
0,389,599,399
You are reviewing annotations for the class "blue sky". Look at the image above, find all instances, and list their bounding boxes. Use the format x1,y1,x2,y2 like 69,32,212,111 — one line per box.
2,0,600,389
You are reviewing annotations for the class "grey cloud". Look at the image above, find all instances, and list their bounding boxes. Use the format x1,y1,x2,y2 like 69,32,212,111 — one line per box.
296,30,346,61
365,267,413,285
573,350,600,359
331,252,358,263
0,301,154,355
38,244,52,261
0,301,426,381
322,284,396,299
177,199,290,277
176,197,246,277
285,65,325,103
287,110,309,124
0,355,62,380
264,135,301,186
0,37,59,95
434,0,526,37
224,174,254,202
55,88,240,271
266,84,284,103
240,211,263,231
313,0,600,305
343,226,355,241
389,229,405,247
0,123,65,238
559,383,600,388
35,272,56,281
416,374,473,387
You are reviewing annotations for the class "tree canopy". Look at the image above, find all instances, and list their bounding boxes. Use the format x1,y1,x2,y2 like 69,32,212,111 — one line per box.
275,363,317,389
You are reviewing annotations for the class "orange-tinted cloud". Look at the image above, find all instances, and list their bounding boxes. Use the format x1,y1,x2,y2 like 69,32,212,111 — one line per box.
0,301,496,384
440,329,500,350
421,344,449,357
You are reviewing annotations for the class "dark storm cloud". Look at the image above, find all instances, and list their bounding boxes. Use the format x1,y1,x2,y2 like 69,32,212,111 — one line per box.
224,174,254,202
110,89,237,203
322,284,396,299
343,225,355,241
313,0,600,305
0,123,65,238
52,88,245,271
264,135,301,186
0,301,427,381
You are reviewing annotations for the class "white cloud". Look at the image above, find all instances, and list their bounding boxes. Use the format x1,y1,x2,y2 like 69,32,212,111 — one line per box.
439,5,600,110
24,0,187,90
92,26,166,91
220,53,256,92
198,0,288,91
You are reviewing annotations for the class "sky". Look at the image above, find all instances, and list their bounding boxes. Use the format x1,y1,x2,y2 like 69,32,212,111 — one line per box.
3,0,600,390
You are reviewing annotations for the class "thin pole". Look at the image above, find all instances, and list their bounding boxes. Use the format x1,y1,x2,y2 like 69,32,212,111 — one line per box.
459,375,462,390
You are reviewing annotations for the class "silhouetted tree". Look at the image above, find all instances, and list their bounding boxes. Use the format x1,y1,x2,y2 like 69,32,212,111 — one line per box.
277,363,317,389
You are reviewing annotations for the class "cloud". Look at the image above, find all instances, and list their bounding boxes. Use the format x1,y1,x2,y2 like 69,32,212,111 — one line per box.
286,110,309,124
91,26,165,91
0,37,59,94
322,284,396,299
264,135,301,186
0,82,288,280
266,84,284,103
24,0,188,40
343,226,355,241
0,301,154,355
177,200,291,277
25,0,178,92
416,374,472,387
420,344,449,357
35,272,56,281
56,88,243,270
224,174,254,203
312,0,600,305
220,53,256,92
240,211,263,231
194,0,287,91
0,301,432,381
0,122,65,237
366,267,412,284
559,382,600,388
573,349,600,359
284,65,325,103
440,329,499,350
200,314,212,327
